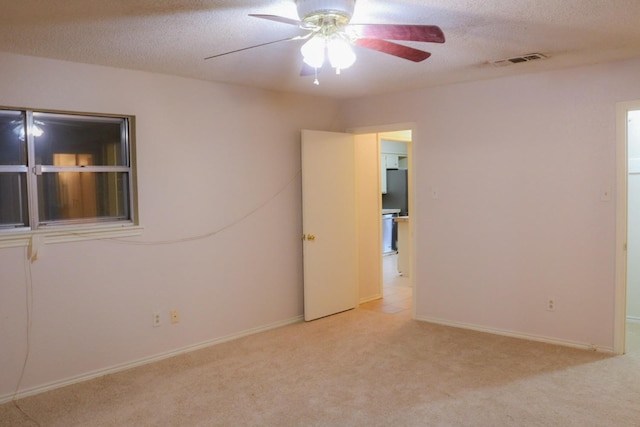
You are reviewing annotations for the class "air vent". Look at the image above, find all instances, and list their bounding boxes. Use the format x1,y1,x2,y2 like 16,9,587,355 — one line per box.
490,53,548,67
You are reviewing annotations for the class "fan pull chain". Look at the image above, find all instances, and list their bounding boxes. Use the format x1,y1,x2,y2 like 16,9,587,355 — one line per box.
314,67,319,85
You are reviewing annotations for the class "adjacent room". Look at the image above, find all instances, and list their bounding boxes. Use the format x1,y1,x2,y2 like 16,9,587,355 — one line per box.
1,0,640,424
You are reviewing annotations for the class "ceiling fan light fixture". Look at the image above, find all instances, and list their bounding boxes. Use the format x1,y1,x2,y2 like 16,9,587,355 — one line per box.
301,36,326,68
223,0,444,87
296,0,355,22
327,36,356,70
212,1,445,88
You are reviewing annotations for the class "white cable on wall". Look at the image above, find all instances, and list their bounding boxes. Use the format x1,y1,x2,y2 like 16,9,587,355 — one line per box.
11,169,300,419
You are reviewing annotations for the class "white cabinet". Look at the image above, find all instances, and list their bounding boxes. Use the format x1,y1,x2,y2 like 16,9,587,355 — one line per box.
381,154,398,193
398,155,408,169
380,140,408,194
381,154,407,193
385,154,399,169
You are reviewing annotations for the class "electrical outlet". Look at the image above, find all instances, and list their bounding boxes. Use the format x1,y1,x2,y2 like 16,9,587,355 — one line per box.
546,298,555,312
170,309,180,324
153,312,161,327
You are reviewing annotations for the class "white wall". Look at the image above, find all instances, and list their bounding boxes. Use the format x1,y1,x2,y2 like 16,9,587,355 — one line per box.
339,57,640,350
627,110,640,319
0,52,340,399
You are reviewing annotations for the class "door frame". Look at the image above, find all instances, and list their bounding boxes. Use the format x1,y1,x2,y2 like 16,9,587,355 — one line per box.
349,122,416,316
614,100,640,354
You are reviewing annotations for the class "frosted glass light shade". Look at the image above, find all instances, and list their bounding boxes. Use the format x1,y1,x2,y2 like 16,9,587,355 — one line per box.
301,36,326,68
327,37,356,70
296,0,356,20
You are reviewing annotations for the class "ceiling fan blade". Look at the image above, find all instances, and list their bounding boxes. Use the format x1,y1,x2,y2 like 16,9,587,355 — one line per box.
249,14,303,27
204,37,297,60
354,39,432,62
350,24,445,43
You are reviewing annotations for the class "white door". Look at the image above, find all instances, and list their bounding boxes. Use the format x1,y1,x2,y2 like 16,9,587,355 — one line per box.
301,130,358,321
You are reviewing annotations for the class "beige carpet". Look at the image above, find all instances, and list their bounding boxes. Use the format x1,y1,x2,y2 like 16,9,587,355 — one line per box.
2,310,640,426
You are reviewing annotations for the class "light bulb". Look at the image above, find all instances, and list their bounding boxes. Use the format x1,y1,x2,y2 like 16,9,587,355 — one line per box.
301,36,326,69
32,125,44,137
327,36,356,70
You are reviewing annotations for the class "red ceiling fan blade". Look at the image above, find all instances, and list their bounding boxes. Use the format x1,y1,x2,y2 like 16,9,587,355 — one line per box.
350,24,445,43
249,14,304,27
354,38,432,62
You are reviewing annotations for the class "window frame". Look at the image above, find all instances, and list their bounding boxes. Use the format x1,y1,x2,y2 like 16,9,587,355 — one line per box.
0,106,141,247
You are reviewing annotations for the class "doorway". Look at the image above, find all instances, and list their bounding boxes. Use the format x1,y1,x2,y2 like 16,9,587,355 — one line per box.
615,101,640,354
354,125,415,317
379,130,412,315
625,109,640,352
301,126,415,321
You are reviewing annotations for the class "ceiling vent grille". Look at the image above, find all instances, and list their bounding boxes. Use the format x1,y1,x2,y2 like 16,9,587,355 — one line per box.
490,53,548,67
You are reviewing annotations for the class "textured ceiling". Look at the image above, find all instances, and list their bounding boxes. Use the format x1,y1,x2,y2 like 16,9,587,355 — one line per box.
1,0,640,99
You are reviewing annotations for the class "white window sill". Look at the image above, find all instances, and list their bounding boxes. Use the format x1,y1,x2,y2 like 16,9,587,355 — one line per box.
0,224,144,249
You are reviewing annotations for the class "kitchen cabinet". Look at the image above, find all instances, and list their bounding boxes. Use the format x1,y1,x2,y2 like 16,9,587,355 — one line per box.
385,154,399,169
398,155,408,169
380,140,408,194
380,153,406,194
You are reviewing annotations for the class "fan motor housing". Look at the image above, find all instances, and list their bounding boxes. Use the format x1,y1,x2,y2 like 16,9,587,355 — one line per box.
296,0,356,21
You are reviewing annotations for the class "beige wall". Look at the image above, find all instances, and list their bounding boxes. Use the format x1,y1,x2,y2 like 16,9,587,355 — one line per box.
0,52,340,399
3,49,640,399
339,57,640,350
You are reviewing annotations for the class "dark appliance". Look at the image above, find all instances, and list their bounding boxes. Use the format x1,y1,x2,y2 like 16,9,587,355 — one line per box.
382,169,408,251
383,169,408,215
382,213,396,254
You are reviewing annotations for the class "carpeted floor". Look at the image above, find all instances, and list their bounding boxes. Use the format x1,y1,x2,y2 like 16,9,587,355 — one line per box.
2,310,640,426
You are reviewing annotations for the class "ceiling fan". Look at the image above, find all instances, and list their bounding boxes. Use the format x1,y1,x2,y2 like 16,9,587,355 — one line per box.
205,0,445,85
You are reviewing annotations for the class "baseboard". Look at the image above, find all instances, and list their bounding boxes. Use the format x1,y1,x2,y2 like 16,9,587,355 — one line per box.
359,294,382,304
415,315,615,354
0,315,303,404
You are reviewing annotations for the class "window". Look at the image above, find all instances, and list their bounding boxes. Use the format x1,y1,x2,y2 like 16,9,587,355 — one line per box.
0,108,136,232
